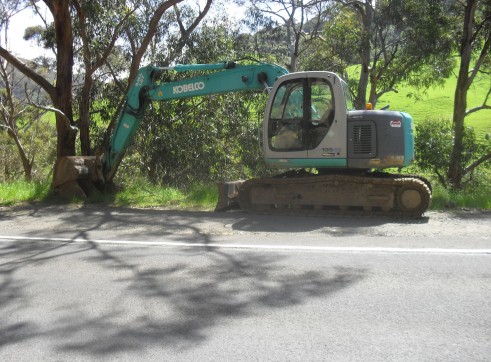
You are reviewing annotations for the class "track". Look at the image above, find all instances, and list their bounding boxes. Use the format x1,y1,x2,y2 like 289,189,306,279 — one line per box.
237,172,432,218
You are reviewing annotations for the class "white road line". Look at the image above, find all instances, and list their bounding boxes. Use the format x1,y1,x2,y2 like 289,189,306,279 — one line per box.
0,235,490,255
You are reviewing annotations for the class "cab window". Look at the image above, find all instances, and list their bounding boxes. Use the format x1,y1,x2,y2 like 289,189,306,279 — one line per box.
268,78,334,151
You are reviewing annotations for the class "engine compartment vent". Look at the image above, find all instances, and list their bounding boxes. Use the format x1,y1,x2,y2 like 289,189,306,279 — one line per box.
353,125,374,154
348,120,376,159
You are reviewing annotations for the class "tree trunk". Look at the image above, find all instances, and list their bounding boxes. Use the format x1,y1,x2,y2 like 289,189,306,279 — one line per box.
8,128,33,181
355,1,374,110
368,71,377,106
52,0,77,158
79,76,93,156
448,0,476,189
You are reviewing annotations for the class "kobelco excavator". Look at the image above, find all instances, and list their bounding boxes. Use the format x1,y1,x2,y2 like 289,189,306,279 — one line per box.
52,60,431,217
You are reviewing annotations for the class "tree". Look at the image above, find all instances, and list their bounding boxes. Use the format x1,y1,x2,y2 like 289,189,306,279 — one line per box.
0,0,50,181
130,13,271,186
448,0,491,189
0,0,212,185
72,0,135,156
334,0,373,109
239,0,329,72
0,60,39,180
334,0,454,109
1,0,81,159
98,0,213,181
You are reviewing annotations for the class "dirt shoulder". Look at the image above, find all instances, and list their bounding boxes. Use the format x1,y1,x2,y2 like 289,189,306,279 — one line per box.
1,204,490,243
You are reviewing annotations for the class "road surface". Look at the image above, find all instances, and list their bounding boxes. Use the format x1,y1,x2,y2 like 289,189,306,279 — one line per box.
0,205,490,361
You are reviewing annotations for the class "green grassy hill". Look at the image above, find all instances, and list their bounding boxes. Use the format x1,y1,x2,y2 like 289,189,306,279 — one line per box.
377,73,491,140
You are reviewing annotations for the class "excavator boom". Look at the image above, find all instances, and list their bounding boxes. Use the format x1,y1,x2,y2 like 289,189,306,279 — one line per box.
52,61,288,198
104,61,288,181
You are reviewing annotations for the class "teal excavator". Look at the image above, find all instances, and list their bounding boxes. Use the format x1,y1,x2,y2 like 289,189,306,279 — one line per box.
52,61,431,216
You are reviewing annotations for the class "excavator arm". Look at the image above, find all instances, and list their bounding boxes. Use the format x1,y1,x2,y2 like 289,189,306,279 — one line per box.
103,61,288,182
52,61,287,199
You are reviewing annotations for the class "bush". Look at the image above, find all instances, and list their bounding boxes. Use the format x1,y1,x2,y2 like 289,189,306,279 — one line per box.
415,117,486,187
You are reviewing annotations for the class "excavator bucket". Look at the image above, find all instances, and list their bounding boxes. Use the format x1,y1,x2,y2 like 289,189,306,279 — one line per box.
215,180,245,211
52,156,104,199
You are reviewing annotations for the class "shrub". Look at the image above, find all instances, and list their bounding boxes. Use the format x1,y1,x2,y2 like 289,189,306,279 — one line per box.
415,117,485,187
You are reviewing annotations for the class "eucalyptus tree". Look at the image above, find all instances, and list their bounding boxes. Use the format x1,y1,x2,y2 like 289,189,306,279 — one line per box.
132,12,271,186
448,0,491,189
333,0,453,109
237,0,330,72
0,0,51,181
0,0,212,173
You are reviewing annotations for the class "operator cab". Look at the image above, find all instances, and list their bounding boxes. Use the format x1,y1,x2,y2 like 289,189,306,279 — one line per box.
263,71,414,170
263,72,351,169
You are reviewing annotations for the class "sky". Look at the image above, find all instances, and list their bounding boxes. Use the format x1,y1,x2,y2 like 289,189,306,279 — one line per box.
3,1,243,61
3,5,52,60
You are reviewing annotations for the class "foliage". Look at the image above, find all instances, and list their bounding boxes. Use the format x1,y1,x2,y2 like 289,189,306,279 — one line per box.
330,0,454,109
0,114,57,181
300,7,359,75
447,0,491,189
128,91,268,188
116,15,274,188
415,118,490,188
429,174,491,210
0,56,56,182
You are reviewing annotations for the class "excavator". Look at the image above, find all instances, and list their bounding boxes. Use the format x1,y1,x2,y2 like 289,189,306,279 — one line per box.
52,60,431,217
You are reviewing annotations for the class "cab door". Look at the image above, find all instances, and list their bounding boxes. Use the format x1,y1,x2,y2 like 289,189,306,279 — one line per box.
265,76,309,164
264,72,345,168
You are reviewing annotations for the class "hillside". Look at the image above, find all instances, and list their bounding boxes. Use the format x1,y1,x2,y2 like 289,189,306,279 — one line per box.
377,73,491,140
0,57,55,100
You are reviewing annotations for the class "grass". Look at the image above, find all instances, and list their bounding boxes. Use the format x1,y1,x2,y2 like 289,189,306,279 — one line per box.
0,180,51,206
49,177,218,210
431,184,491,210
1,177,489,211
378,72,491,140
112,181,217,210
0,179,217,210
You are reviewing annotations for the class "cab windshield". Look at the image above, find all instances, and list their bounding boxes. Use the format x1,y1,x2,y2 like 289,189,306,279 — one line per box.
268,78,335,151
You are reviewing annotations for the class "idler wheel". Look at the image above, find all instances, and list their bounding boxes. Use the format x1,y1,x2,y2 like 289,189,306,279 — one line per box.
396,181,430,215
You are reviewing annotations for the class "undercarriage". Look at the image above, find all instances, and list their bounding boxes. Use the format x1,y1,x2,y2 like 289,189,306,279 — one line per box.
217,171,432,218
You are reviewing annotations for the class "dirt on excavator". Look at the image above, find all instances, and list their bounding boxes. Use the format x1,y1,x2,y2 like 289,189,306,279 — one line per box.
216,171,432,218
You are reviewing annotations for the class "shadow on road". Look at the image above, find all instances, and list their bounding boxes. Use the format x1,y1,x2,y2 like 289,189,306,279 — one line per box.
1,203,430,239
0,223,366,357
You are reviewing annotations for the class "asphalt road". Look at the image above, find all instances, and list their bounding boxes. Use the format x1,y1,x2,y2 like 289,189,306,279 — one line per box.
0,205,490,361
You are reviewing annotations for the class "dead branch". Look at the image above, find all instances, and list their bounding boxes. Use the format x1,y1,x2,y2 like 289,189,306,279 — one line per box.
24,83,77,132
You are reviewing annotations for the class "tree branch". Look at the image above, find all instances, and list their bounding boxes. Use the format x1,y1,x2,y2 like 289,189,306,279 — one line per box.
129,0,183,86
174,0,212,49
0,46,56,99
467,34,491,88
94,9,136,71
24,83,76,132
466,83,491,116
463,152,491,176
466,104,491,116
